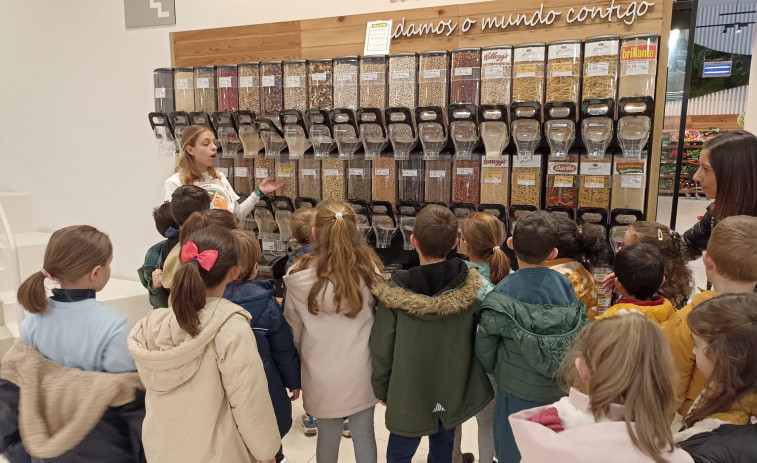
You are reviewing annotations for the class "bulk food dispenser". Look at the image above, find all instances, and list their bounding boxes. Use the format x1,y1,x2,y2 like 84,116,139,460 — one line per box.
148,112,178,157
254,197,287,280
386,107,417,161
154,68,175,114
331,109,362,161
397,201,421,251
252,118,287,159
168,111,191,148
370,201,398,249
235,110,263,158
279,110,310,160
416,106,447,160
306,109,336,159
348,200,374,244
212,112,242,160
450,104,481,205
357,108,388,160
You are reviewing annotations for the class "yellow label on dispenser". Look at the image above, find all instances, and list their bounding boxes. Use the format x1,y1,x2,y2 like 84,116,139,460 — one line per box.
484,172,502,184
517,173,536,186
584,176,606,188
277,168,293,178
554,175,574,188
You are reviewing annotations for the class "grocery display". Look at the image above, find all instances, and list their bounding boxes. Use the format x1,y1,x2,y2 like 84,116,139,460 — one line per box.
261,61,284,120
618,34,658,99
216,65,239,112
194,66,217,113
481,46,512,106
154,68,175,113
238,62,261,113
424,156,452,204
418,51,449,110
546,40,581,105
451,48,481,106
545,152,579,209
334,56,359,110
360,55,388,111
283,60,308,112
388,53,418,110
513,43,546,104
582,35,620,101
309,59,333,110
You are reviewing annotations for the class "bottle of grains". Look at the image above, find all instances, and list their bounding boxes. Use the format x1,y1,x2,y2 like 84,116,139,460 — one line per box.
512,43,546,104
372,156,397,204
578,153,612,210
583,36,620,101
347,156,372,201
418,51,449,111
424,155,452,204
618,34,658,99
174,67,195,112
388,53,418,110
452,158,481,204
322,158,347,200
238,62,261,113
283,60,308,112
510,153,543,207
194,66,217,114
398,156,424,203
610,153,647,211
154,68,175,113
275,156,298,199
298,156,322,200
309,59,333,111
546,152,579,209
233,158,254,195
546,40,582,105
216,65,239,112
480,158,510,207
451,48,481,106
360,55,388,112
334,56,359,111
481,46,512,106
261,61,284,120
253,158,276,197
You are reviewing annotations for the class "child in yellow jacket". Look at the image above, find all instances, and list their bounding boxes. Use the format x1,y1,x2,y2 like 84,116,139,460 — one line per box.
596,243,676,326
663,216,757,418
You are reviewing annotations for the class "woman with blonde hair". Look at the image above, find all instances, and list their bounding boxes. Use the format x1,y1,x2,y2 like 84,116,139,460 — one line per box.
284,200,383,463
162,125,283,220
509,313,693,463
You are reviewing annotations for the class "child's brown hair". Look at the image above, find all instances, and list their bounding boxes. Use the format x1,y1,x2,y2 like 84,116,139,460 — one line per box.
233,229,261,281
560,314,677,463
291,200,383,318
179,209,240,245
153,202,179,237
290,208,317,246
627,221,693,307
460,212,510,284
685,293,757,427
18,226,112,314
412,205,458,259
705,215,757,283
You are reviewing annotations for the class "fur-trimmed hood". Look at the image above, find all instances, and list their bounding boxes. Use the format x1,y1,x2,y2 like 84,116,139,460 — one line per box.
372,259,482,317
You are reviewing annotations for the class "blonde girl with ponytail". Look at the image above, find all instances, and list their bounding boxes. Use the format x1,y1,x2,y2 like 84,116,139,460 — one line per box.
283,200,383,463
128,226,280,463
17,225,135,373
509,313,693,463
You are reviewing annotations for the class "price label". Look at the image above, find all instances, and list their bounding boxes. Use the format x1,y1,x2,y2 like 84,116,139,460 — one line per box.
234,167,249,177
337,74,355,83
423,69,442,79
584,176,606,188
401,169,418,177
277,168,294,178
349,168,366,177
216,167,229,177
154,88,167,98
484,66,505,79
362,72,379,82
429,170,447,178
262,239,277,252
375,168,390,176
517,173,536,186
196,78,211,89
454,67,474,77
553,175,574,188
586,63,610,77
218,76,233,88
324,169,341,177
239,76,255,88
516,63,537,78
175,79,189,90
625,61,650,76
285,76,302,88
311,72,328,82
255,168,269,178
621,174,644,189
484,172,502,184
550,62,574,77
393,70,411,80
302,169,318,177
456,167,474,176
261,75,276,87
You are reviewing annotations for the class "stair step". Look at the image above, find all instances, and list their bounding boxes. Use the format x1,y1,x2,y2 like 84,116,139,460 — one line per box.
0,278,152,340
0,231,52,292
0,192,34,233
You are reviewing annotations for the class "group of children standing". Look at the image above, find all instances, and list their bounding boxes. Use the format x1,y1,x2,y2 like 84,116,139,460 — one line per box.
1,127,756,463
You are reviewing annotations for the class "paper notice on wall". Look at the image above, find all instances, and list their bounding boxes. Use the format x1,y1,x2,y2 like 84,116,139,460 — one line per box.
364,20,393,55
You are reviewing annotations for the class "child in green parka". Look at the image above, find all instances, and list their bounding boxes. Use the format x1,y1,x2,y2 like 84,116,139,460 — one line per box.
475,211,588,463
370,205,494,463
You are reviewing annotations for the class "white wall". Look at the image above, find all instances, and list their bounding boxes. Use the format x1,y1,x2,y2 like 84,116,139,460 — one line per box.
0,0,475,280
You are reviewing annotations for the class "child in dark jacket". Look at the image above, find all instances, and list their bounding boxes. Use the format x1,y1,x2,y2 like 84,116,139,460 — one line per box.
475,211,588,463
285,207,316,274
138,202,179,309
371,205,494,463
223,229,301,463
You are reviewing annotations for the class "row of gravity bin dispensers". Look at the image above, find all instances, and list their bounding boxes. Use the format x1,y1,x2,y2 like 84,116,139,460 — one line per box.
148,35,660,278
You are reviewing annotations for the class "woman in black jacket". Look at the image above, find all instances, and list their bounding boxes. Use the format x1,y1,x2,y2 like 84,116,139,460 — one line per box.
682,130,757,260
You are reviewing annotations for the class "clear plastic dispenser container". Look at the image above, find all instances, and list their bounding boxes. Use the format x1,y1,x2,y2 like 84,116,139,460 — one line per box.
238,62,261,113
212,112,242,159
449,104,479,161
194,66,217,114
511,118,541,163
479,105,509,161
154,68,175,113
358,108,388,160
334,56,360,111
253,118,287,159
418,51,449,111
309,59,333,110
386,107,417,161
450,48,482,105
173,67,194,112
235,110,263,158
283,60,308,112
279,110,310,160
617,116,651,159
360,55,388,111
582,117,613,160
331,109,362,161
545,119,576,161
372,208,397,249
388,53,418,110
261,61,284,123
217,65,239,112
148,112,178,157
417,106,447,161
481,46,512,106
305,109,336,159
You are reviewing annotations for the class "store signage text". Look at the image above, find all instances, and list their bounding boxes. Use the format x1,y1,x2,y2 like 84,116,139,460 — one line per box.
392,0,656,39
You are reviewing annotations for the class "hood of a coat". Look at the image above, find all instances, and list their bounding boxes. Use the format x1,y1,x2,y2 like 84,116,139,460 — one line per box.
372,265,482,317
482,291,588,377
223,280,276,324
127,297,251,394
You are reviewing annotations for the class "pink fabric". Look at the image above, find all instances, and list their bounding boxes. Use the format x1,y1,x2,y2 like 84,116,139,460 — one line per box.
525,406,565,432
180,241,219,271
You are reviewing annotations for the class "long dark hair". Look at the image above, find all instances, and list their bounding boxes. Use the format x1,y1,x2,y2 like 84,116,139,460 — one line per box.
171,226,238,336
685,293,757,427
704,130,757,220
554,216,607,270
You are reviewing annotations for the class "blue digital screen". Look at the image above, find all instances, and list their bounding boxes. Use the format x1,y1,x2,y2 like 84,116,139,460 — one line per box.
702,61,732,78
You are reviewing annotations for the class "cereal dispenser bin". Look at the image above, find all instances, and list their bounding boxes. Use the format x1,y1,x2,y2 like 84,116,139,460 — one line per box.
154,68,175,113
148,112,178,157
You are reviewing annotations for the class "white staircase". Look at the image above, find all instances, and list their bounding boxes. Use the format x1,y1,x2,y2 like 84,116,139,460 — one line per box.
0,192,151,355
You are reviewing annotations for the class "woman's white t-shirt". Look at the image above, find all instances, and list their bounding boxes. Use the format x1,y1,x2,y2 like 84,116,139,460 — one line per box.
163,171,259,219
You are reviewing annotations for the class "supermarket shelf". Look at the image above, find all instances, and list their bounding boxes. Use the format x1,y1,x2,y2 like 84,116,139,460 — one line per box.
660,174,690,179
659,189,689,195
662,144,704,150
660,159,700,164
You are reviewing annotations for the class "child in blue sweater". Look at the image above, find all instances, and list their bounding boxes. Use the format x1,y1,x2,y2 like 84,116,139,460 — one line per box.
18,225,135,373
224,229,301,463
